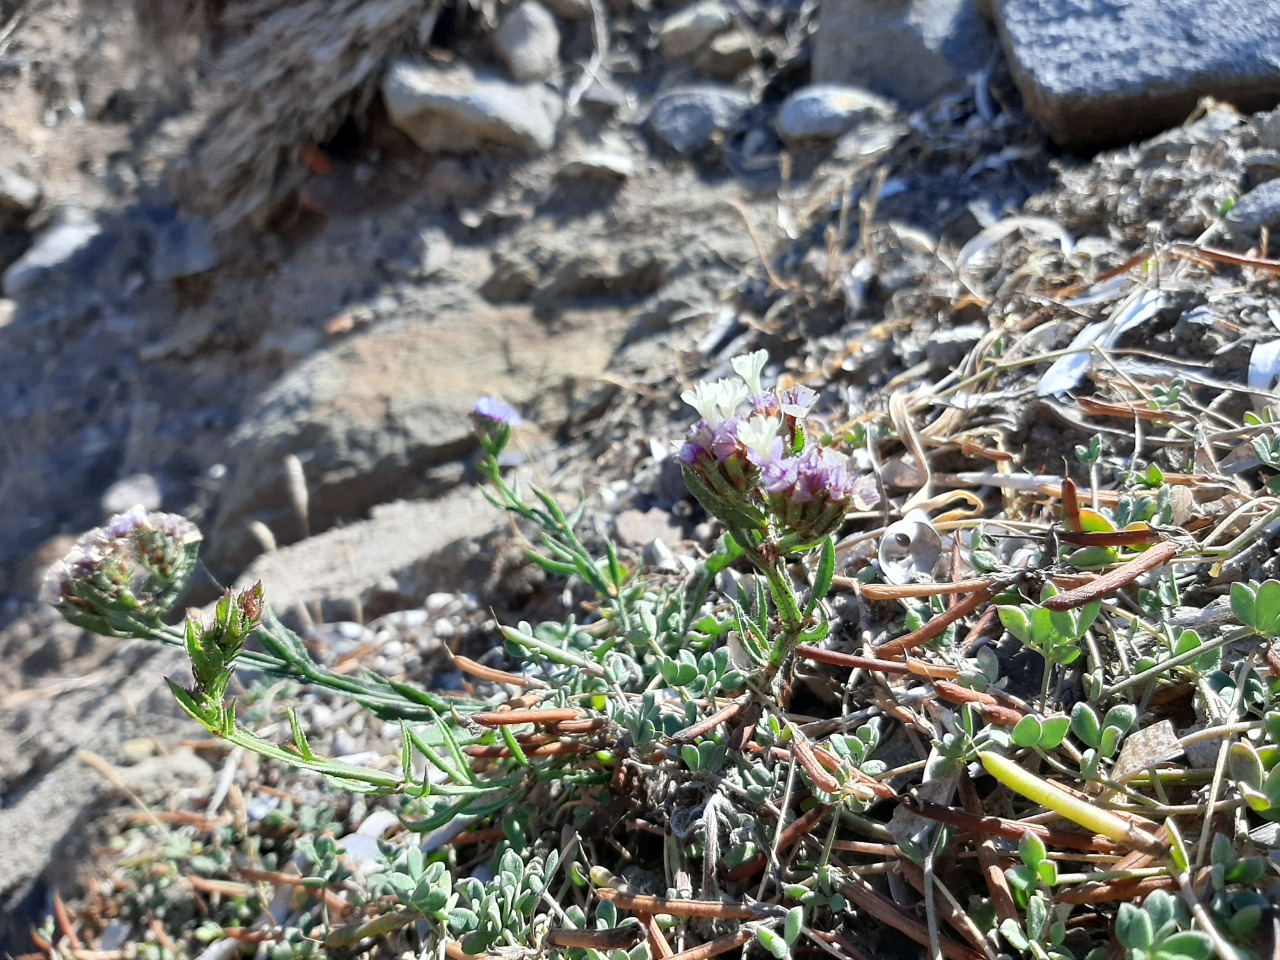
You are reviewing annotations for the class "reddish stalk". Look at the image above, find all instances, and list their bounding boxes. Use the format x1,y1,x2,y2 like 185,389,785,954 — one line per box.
958,774,1019,926
546,927,645,950
837,874,984,960
1056,875,1178,905
665,929,755,960
451,656,531,688
471,708,584,726
899,860,991,956
595,888,776,921
671,700,744,743
876,585,996,659
722,803,832,882
901,795,1118,853
858,578,993,600
641,914,674,959
1041,539,1180,611
794,645,959,678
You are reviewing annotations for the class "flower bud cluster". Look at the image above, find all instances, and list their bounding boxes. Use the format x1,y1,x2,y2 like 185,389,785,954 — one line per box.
43,506,202,631
679,352,878,549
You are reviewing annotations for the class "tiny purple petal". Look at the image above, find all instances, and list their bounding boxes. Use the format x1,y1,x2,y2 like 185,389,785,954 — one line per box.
745,434,786,470
780,385,818,418
679,421,715,465
710,419,741,462
761,454,799,494
104,505,150,539
750,392,781,418
473,396,523,427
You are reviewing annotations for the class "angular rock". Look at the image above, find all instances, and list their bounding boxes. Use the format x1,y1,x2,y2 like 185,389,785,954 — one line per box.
383,59,562,154
0,165,41,217
695,30,756,82
1,208,104,300
1229,178,1280,233
658,0,732,58
992,0,1280,149
494,1,561,83
776,84,896,143
648,85,753,155
234,488,502,622
205,301,628,579
813,0,994,108
101,472,164,515
150,214,217,283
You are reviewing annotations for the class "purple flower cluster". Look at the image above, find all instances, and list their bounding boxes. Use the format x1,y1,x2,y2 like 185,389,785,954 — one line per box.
678,353,877,549
43,508,202,618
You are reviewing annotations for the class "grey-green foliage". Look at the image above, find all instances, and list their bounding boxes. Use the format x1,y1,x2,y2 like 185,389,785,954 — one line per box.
1114,891,1213,960
454,846,561,954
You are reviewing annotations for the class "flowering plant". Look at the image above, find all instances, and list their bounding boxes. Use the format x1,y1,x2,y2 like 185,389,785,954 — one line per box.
679,351,878,680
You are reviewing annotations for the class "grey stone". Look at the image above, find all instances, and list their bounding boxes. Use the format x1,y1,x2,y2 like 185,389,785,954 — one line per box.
541,0,592,19
1,208,103,299
0,165,41,217
581,77,627,111
813,0,994,108
494,1,561,83
559,151,636,179
614,507,687,549
382,59,563,154
695,30,756,81
205,302,629,579
992,0,1280,149
559,135,637,179
101,473,163,515
658,0,732,58
1228,179,1280,232
234,489,503,621
648,85,753,154
151,214,217,283
776,84,896,143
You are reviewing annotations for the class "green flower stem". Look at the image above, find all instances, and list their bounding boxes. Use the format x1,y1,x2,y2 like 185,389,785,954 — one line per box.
1101,627,1252,698
979,751,1167,857
480,451,634,635
137,609,458,721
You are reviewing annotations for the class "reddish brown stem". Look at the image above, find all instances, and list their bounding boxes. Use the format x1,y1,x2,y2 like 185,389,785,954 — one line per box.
1042,539,1180,611
546,927,645,950
665,929,755,960
794,645,959,678
722,803,832,882
958,774,1019,927
859,578,994,600
671,700,744,744
595,888,775,921
471,708,583,726
901,795,1117,852
876,586,996,659
837,874,984,960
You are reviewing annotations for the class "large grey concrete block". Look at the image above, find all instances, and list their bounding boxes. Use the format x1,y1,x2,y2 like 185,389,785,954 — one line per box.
993,0,1280,149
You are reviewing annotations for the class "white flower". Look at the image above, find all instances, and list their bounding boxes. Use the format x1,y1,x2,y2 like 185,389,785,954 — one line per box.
736,415,783,459
680,378,749,423
730,350,769,396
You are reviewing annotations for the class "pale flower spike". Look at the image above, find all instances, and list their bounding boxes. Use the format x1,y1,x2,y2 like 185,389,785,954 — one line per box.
736,415,783,459
730,350,769,396
680,378,749,423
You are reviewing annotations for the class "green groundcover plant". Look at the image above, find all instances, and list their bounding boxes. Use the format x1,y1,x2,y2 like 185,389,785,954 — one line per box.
43,352,1278,960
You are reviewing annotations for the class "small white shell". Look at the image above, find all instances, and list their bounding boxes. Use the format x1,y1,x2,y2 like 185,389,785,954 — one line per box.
878,511,943,585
